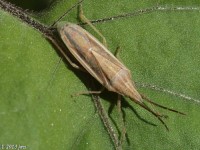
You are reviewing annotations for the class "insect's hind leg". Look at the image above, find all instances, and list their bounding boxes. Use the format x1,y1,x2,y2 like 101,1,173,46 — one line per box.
117,95,127,147
78,2,108,47
141,94,186,115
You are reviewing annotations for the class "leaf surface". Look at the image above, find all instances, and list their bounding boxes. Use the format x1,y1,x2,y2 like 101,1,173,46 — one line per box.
0,0,200,149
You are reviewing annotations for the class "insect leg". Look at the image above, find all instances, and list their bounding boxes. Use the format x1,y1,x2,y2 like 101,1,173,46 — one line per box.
114,46,122,58
78,2,107,47
113,46,126,64
47,36,86,71
141,94,186,115
117,95,126,147
72,87,105,97
134,100,169,131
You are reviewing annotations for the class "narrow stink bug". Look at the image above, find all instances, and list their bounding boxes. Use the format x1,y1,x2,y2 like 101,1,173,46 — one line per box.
51,2,185,131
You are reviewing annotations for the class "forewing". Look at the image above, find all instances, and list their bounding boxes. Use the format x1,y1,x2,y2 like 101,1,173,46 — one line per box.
59,24,110,86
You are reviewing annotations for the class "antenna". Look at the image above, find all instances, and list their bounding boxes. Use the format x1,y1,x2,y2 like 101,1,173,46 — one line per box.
51,0,84,27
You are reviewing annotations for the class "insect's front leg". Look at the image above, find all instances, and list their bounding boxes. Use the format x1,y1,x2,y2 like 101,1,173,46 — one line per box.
78,2,108,47
47,36,86,71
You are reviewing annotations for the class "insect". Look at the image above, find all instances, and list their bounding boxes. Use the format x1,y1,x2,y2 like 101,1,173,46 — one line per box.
51,1,185,132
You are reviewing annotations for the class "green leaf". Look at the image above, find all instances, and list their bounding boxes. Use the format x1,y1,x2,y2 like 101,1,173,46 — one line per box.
1,0,200,149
